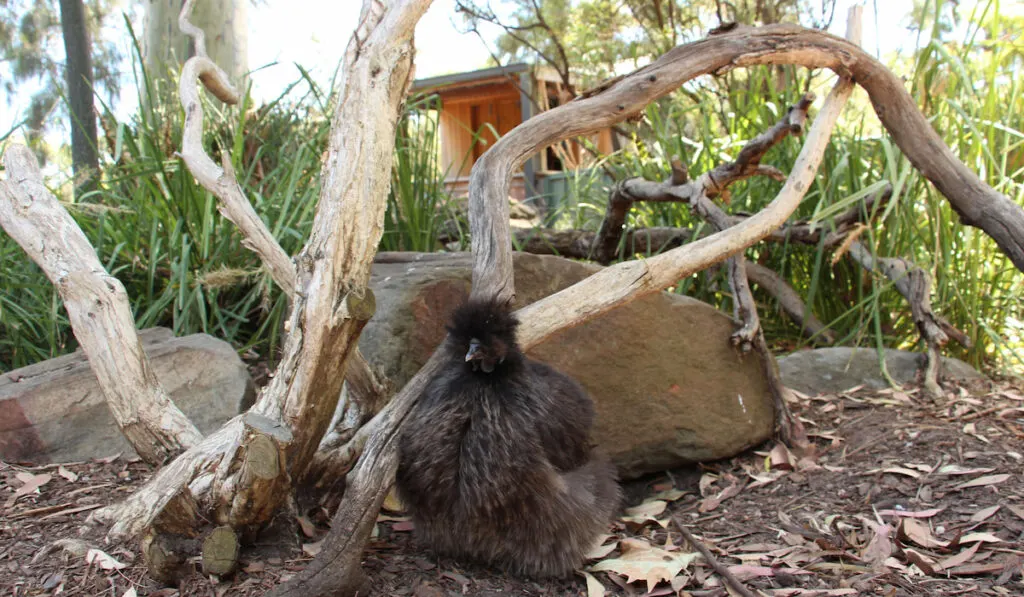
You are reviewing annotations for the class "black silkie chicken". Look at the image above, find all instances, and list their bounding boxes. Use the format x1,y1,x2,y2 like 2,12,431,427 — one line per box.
396,299,620,577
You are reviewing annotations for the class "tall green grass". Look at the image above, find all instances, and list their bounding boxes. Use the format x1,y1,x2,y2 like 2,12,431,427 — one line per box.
0,56,450,371
1,0,1019,374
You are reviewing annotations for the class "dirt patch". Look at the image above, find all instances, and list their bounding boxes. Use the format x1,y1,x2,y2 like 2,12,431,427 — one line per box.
3,378,1022,596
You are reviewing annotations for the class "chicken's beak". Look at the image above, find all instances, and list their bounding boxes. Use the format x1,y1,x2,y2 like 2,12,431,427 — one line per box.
465,339,483,362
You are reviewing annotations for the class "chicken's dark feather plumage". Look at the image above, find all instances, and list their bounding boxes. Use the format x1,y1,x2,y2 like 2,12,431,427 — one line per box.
446,298,519,349
396,299,620,578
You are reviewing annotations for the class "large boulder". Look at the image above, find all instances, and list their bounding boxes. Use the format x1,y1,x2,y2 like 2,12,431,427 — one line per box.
778,347,984,395
362,252,775,478
0,328,254,463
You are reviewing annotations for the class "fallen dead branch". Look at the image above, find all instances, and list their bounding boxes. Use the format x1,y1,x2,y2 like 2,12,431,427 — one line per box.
839,200,971,397
673,516,761,597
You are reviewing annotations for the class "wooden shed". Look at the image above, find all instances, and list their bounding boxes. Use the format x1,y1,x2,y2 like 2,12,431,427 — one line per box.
411,63,616,205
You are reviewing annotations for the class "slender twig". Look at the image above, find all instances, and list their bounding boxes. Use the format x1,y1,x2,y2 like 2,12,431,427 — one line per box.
672,516,762,597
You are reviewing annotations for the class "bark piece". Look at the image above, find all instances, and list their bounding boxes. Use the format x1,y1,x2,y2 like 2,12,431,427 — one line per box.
202,525,240,577
228,413,292,530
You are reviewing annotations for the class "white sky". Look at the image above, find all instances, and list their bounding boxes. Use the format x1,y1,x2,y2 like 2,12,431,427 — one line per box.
245,0,919,105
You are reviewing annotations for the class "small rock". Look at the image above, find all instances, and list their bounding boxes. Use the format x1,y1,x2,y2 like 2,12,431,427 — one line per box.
0,328,254,463
777,347,983,395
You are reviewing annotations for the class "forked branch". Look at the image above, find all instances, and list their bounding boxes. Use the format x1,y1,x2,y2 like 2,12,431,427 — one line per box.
0,146,203,465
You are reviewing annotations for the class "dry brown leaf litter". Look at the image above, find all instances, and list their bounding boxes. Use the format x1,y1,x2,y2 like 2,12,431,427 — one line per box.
2,377,1023,596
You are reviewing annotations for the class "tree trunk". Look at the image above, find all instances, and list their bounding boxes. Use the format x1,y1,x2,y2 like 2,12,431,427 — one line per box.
59,0,99,198
143,0,248,96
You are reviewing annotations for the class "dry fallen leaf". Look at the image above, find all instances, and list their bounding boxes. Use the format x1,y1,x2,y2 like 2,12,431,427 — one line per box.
585,535,619,560
954,474,1010,490
860,520,894,567
698,477,745,513
391,520,415,532
580,570,606,597
969,505,1000,522
302,540,323,557
6,473,52,506
769,443,796,471
588,537,698,592
57,466,79,483
727,565,811,581
698,473,717,496
936,541,981,571
122,589,138,597
382,488,404,513
882,467,922,479
86,548,127,571
877,508,944,519
296,514,317,538
903,548,938,575
650,488,687,502
621,500,668,527
958,532,1003,544
899,519,948,550
937,465,995,476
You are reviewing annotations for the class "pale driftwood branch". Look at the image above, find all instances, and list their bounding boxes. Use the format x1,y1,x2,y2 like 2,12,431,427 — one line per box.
176,0,293,296
182,0,394,475
177,0,390,433
263,2,434,595
246,0,427,484
512,228,833,344
0,145,203,465
469,24,1024,300
177,54,296,295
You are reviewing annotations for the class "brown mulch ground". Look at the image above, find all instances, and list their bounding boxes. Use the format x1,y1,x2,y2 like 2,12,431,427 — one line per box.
3,377,1023,596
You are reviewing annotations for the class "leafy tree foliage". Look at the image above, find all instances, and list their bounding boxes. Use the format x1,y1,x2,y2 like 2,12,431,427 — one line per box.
0,0,122,156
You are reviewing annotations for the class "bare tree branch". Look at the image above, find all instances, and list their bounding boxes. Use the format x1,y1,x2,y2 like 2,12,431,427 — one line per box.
469,24,1024,299
0,145,202,465
176,0,296,295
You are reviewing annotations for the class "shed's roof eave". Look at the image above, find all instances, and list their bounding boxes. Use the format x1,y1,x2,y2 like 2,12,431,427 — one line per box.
411,63,531,92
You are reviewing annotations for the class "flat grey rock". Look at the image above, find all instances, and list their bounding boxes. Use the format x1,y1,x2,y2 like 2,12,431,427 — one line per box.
0,328,254,463
778,347,983,395
362,251,776,479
